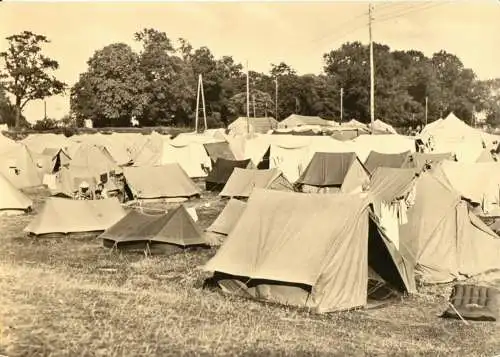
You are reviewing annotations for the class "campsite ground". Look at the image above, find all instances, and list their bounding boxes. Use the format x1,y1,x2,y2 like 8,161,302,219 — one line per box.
0,186,499,357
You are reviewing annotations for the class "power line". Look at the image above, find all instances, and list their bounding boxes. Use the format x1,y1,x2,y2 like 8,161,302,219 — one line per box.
309,10,367,45
373,2,419,17
374,2,450,24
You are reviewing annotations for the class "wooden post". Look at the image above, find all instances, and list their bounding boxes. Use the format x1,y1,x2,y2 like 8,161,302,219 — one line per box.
369,3,375,133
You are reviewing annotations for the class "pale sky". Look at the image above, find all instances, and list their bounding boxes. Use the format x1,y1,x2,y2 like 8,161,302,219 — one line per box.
1,1,499,123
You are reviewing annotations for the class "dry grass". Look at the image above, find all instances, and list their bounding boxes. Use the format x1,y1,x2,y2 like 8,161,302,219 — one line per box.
0,187,499,357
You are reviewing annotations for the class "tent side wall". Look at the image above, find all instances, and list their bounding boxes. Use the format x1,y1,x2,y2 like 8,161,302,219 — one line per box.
340,159,370,194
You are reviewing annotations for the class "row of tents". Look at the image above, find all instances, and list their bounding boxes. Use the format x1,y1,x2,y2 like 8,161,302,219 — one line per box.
16,160,500,314
1,111,500,314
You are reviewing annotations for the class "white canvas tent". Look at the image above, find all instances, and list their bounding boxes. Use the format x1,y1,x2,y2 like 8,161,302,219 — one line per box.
204,189,415,313
25,197,126,236
0,172,33,215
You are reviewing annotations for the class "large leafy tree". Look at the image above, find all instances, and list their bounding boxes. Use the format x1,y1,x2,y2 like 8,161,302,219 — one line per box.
135,29,196,127
323,42,483,127
70,43,149,127
0,87,17,127
0,31,66,129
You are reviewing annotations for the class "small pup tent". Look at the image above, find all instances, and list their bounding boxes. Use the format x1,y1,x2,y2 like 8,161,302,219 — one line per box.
368,167,419,251
205,158,252,191
123,164,200,200
100,205,208,254
204,189,415,313
50,166,98,198
203,142,237,164
295,152,370,194
0,144,45,188
24,197,126,237
219,168,293,198
399,169,500,284
363,151,411,175
0,173,33,215
206,198,247,235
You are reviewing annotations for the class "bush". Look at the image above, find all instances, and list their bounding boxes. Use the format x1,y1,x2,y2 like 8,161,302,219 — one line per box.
62,127,76,137
32,118,58,131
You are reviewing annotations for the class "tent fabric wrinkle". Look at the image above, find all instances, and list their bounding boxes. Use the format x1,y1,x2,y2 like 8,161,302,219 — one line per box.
24,197,126,236
123,164,200,199
205,189,411,313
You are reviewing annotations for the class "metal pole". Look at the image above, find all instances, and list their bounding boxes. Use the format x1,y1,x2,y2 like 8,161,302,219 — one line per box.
246,61,250,134
195,74,201,132
200,74,207,131
275,77,279,121
369,3,375,133
340,87,344,124
425,96,428,126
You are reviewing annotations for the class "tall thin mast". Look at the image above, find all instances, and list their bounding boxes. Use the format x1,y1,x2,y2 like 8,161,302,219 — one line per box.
246,61,250,134
369,3,375,132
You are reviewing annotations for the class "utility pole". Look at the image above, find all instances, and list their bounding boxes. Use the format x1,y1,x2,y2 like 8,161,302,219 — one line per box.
246,61,250,134
252,94,256,118
274,77,278,120
44,100,47,120
472,105,476,128
425,96,428,126
340,87,344,124
369,3,375,133
194,74,207,132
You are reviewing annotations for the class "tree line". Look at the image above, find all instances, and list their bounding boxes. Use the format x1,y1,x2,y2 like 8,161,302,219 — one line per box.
1,30,500,130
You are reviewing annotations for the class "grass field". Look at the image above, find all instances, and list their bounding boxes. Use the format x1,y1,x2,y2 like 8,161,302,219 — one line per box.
0,187,499,357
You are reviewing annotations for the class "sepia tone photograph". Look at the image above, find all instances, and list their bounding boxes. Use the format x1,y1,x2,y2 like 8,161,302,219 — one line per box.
0,0,500,356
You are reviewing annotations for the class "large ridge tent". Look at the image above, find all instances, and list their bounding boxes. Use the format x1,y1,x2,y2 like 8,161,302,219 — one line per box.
204,189,415,313
278,114,333,129
22,133,70,154
42,148,71,173
131,133,167,166
228,117,278,136
24,197,126,237
160,138,214,178
434,161,500,215
295,152,370,194
68,143,119,179
206,198,247,235
100,205,208,254
399,169,500,284
369,119,398,134
402,152,454,171
219,168,294,198
418,112,495,162
69,133,132,166
0,172,33,215
269,138,312,183
351,134,415,163
364,151,411,175
123,164,200,200
205,158,252,191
